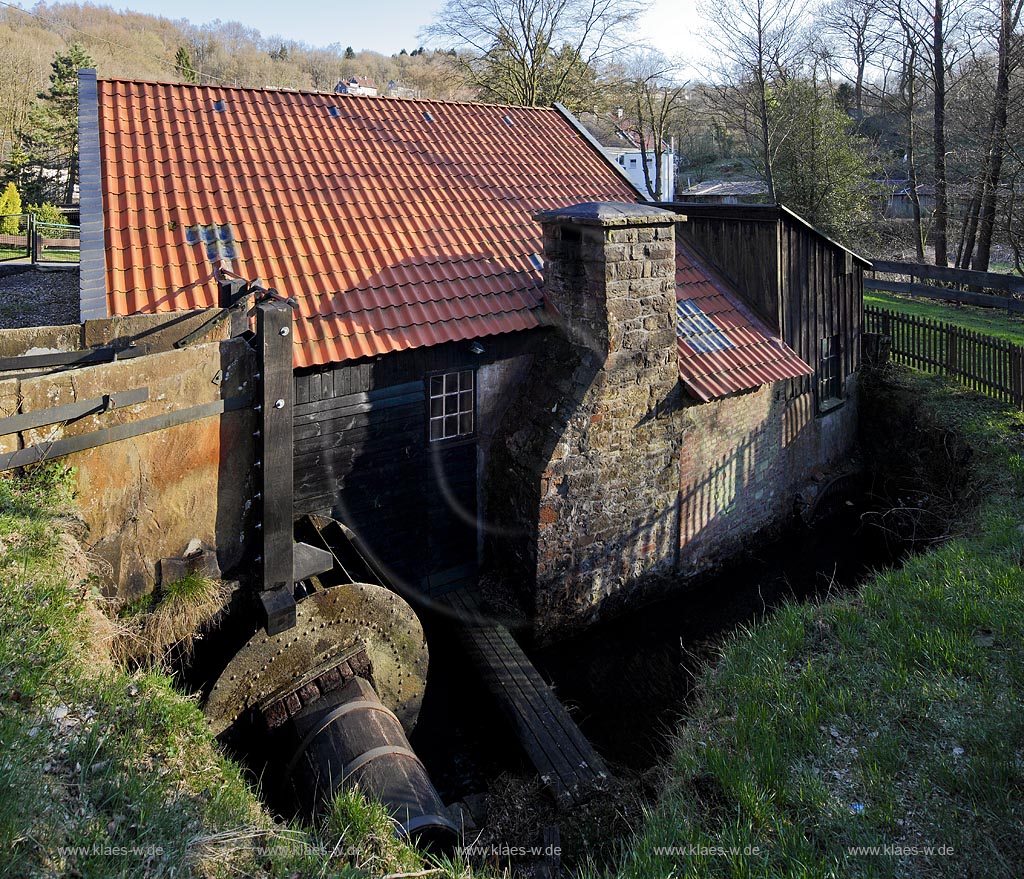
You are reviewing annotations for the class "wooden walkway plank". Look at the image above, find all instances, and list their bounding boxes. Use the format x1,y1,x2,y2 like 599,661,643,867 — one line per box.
464,625,588,790
477,622,603,781
443,592,610,805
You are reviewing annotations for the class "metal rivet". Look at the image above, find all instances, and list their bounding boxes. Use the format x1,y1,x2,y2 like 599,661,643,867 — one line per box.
279,326,290,336
274,399,285,409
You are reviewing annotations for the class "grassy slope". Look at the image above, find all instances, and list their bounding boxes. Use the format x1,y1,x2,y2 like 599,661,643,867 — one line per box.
605,369,1024,879
0,465,440,879
865,289,1024,346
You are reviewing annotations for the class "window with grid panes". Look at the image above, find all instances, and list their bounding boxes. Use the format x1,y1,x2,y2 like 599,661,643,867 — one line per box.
428,370,474,441
818,335,842,405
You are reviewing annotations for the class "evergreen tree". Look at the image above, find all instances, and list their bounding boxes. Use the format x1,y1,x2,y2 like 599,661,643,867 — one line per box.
344,46,356,60
175,46,199,84
20,43,95,205
0,182,21,234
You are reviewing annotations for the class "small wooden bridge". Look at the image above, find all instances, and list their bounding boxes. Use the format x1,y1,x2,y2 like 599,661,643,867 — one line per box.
443,590,609,806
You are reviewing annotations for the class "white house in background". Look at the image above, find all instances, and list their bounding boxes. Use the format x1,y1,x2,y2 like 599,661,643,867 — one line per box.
578,112,676,201
334,76,378,97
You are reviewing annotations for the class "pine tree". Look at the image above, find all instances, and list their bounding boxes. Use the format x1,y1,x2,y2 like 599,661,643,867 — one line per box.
21,43,95,205
175,46,199,84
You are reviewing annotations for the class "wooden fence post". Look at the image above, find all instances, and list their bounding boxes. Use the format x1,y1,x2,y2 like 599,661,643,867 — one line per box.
255,296,296,635
945,324,958,377
1013,345,1024,410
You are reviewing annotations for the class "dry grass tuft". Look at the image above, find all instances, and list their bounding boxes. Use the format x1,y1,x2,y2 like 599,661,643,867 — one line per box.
111,574,234,668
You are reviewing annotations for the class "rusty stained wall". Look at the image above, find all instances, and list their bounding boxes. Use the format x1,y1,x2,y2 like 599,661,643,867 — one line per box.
0,338,257,598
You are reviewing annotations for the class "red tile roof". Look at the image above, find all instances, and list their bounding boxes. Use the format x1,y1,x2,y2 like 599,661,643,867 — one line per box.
676,240,812,401
93,79,639,368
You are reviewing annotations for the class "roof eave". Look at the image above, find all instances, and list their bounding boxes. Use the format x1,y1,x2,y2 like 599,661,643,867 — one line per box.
77,67,110,320
552,102,646,201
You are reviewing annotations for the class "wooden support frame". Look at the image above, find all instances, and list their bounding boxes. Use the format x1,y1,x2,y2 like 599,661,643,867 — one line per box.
255,297,296,635
0,395,250,473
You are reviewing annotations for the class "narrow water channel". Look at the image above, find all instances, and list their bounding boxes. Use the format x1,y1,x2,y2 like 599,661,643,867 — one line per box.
412,500,903,805
526,502,900,770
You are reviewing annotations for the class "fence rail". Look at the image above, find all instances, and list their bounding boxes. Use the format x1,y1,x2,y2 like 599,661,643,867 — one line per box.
0,214,80,265
865,259,1024,314
866,305,1024,408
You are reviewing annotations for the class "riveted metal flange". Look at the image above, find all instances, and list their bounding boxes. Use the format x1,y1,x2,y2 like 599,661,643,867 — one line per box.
204,582,428,737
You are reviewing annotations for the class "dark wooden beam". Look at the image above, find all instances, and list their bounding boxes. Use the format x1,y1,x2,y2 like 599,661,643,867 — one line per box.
0,387,148,435
0,395,250,472
255,298,296,634
0,346,144,372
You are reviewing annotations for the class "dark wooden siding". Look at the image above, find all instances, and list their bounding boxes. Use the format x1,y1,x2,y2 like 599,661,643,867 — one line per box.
673,205,781,329
778,212,863,402
668,202,864,407
293,333,532,596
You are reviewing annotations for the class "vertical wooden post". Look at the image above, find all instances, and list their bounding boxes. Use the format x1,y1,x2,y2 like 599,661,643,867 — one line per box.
945,324,958,377
1012,345,1024,410
256,297,296,635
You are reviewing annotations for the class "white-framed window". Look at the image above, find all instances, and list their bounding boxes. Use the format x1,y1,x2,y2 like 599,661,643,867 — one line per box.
818,335,842,405
428,370,474,441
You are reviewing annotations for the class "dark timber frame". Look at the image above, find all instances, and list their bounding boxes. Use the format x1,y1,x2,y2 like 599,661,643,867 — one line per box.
255,297,297,635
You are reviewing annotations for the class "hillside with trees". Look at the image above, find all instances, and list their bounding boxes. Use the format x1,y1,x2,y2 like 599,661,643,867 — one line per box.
2,0,1024,266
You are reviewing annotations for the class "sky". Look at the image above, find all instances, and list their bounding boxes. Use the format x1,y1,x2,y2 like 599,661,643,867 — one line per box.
100,0,711,66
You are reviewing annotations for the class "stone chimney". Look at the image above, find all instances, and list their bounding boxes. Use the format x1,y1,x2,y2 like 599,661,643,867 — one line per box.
485,202,686,633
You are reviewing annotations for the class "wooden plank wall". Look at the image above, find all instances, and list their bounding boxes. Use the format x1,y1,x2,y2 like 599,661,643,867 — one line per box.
677,211,781,329
779,214,863,401
291,335,528,595
670,203,864,406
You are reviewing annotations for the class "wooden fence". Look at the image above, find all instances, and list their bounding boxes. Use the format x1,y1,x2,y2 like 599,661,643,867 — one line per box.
865,259,1024,314
865,305,1024,408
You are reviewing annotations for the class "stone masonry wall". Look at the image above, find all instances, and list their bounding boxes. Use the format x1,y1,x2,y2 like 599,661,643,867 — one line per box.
485,202,863,636
677,375,859,575
485,204,688,632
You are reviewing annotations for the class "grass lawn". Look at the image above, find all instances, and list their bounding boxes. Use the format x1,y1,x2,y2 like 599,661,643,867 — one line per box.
865,289,1024,346
602,368,1024,879
0,464,458,878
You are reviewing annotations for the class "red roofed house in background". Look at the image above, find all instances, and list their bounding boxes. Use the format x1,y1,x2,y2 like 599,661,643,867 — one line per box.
79,71,866,630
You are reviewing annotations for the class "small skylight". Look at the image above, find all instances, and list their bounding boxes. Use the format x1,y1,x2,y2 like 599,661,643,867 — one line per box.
529,253,543,271
328,106,342,118
423,111,434,123
676,300,734,354
212,99,226,112
503,115,514,127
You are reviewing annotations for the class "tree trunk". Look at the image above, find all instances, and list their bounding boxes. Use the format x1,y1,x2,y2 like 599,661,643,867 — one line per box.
973,0,1019,270
932,0,948,266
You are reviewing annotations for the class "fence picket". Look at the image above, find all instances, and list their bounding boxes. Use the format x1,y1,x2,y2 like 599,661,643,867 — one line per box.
866,304,1024,410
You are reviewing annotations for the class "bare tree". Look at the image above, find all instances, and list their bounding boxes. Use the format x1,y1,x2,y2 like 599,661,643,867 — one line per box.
421,0,647,107
958,0,1024,269
817,0,887,116
699,0,811,201
616,52,688,199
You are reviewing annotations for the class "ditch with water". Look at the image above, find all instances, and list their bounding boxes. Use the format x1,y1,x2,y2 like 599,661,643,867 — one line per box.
411,497,906,806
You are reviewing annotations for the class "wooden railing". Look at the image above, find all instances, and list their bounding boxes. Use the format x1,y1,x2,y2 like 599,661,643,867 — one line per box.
865,259,1024,314
865,305,1024,408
